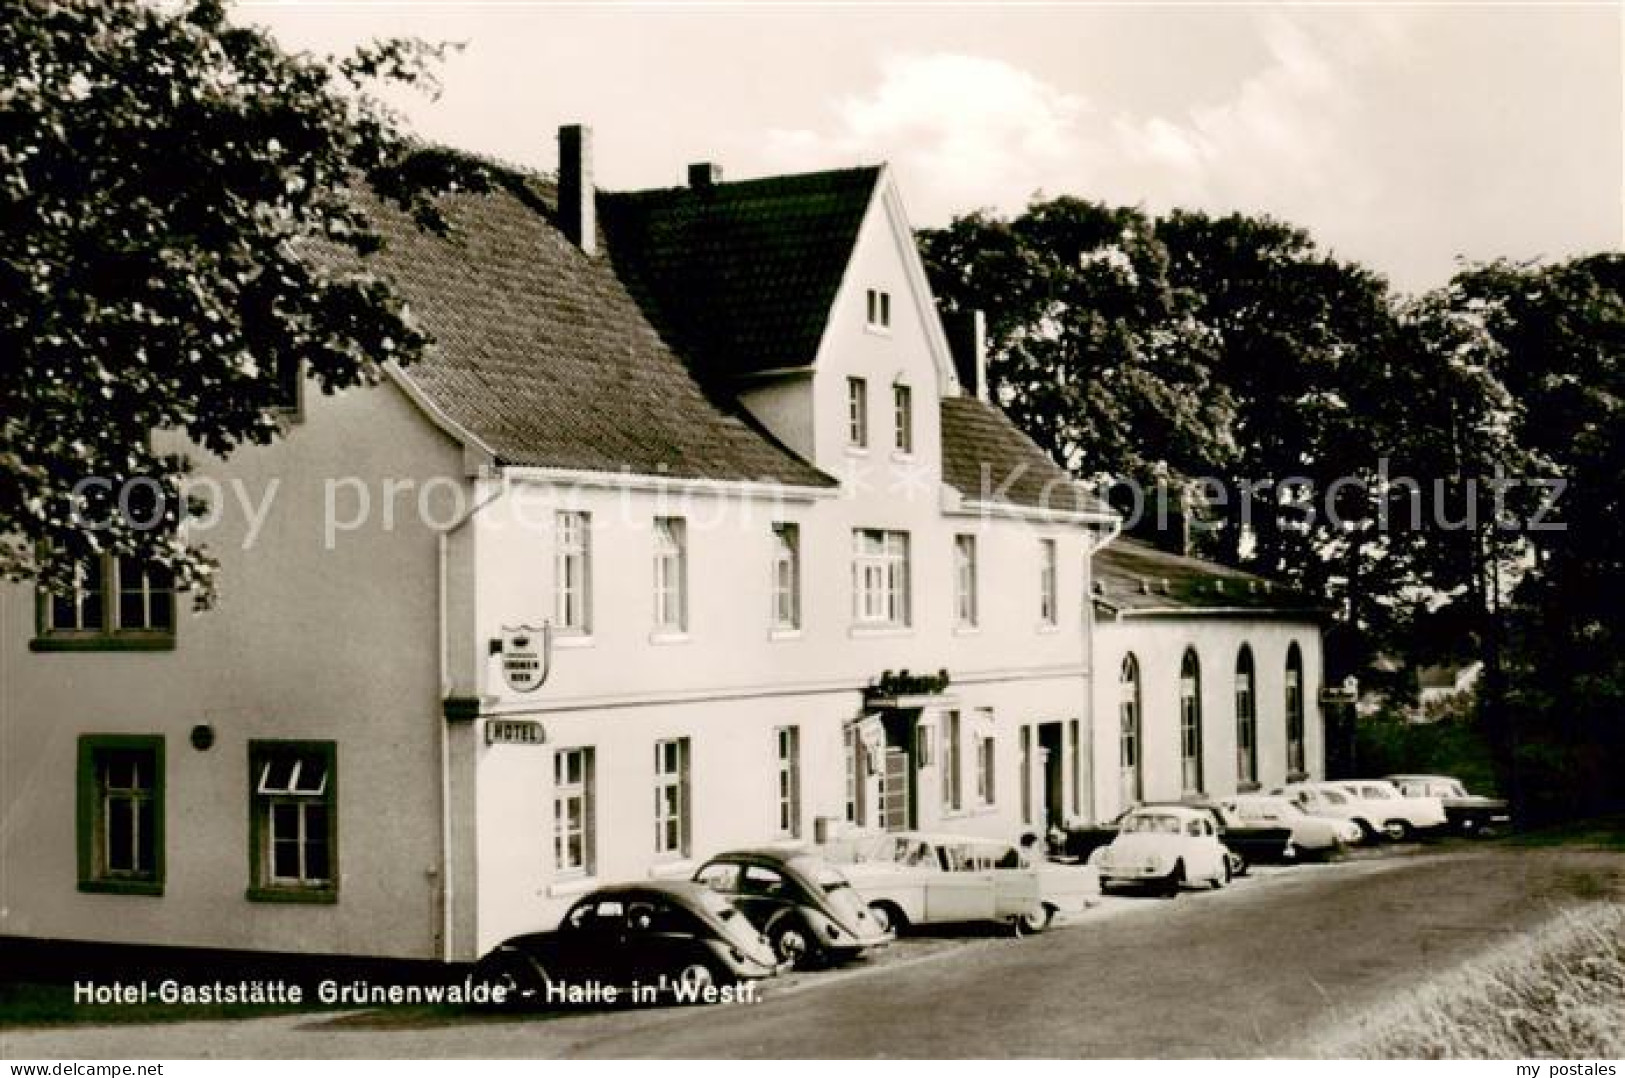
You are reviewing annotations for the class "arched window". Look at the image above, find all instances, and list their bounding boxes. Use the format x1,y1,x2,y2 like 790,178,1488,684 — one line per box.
1118,654,1142,806
1285,643,1305,776
1235,645,1257,785
1179,649,1203,794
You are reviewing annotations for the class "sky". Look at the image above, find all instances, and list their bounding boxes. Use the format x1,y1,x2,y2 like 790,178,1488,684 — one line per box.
241,2,1623,294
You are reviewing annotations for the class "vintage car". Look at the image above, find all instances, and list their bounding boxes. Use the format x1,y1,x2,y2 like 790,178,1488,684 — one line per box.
1220,793,1363,859
473,881,780,1008
693,849,891,969
1272,782,1379,842
1088,806,1231,896
1059,800,1290,873
1328,779,1448,840
837,831,1098,935
1385,774,1512,836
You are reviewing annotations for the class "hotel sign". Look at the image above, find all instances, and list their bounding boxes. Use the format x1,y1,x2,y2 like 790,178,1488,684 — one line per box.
486,719,546,746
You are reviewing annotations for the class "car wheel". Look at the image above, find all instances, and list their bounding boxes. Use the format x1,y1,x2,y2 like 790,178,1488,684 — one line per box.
674,961,717,999
1384,819,1413,842
1227,850,1249,878
867,901,907,936
1014,903,1053,936
770,921,819,970
1354,818,1379,844
474,948,549,1010
1162,860,1185,898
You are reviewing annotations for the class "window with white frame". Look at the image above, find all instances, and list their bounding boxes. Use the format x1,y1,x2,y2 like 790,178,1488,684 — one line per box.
975,720,996,808
1285,643,1306,776
554,747,595,876
1236,645,1258,786
774,726,801,837
866,288,891,329
893,384,913,453
941,710,963,813
847,377,868,448
771,523,801,631
1039,539,1058,626
250,742,336,898
852,529,910,627
953,534,978,628
78,736,163,894
1180,649,1204,794
555,511,591,634
1119,655,1142,806
652,517,687,633
653,737,691,857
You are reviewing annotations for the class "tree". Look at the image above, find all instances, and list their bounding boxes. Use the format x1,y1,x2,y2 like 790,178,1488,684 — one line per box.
0,0,485,602
918,198,1237,496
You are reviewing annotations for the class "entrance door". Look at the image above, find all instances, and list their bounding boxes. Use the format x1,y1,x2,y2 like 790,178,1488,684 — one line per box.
1038,722,1064,831
880,747,911,832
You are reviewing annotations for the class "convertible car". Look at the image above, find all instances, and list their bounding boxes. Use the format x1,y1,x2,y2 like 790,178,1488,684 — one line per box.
837,831,1098,935
693,849,891,969
473,881,780,1008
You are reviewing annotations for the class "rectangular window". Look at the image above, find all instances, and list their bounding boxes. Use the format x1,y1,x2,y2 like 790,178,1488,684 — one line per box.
274,356,303,415
652,517,687,633
249,741,337,901
554,747,595,877
555,512,591,634
976,733,996,808
941,710,963,813
1068,718,1082,816
847,377,868,448
77,736,163,895
865,288,892,329
1039,539,1058,626
1020,725,1033,824
953,534,978,627
892,384,913,453
771,523,801,631
40,556,173,648
852,529,910,627
653,737,691,858
774,726,801,838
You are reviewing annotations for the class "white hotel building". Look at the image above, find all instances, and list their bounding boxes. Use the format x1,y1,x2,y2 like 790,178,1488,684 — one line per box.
0,127,1325,963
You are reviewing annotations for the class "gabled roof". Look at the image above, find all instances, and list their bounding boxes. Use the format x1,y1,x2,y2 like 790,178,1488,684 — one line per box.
939,396,1114,518
599,167,882,384
346,171,835,488
1092,537,1322,619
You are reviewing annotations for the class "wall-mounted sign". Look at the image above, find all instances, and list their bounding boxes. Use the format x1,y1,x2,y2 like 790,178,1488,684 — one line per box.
486,719,547,746
497,624,552,694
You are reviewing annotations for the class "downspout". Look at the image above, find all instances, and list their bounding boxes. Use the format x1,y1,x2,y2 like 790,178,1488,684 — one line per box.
437,476,507,962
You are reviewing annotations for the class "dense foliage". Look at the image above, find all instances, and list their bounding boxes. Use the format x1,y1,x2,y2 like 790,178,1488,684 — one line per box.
922,199,1624,815
0,0,484,601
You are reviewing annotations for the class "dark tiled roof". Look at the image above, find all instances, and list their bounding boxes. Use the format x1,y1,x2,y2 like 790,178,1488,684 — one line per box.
347,172,834,487
599,168,882,384
939,396,1113,517
1093,537,1322,617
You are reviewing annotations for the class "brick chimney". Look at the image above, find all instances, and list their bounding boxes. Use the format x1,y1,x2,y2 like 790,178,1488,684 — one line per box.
943,309,988,402
688,162,723,188
557,124,595,255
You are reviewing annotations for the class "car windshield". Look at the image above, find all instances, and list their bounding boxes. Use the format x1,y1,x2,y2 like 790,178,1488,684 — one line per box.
1316,788,1349,805
1440,780,1468,798
1123,813,1184,834
857,836,937,867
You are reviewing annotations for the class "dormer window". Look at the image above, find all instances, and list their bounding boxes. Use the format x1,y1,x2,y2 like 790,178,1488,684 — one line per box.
865,289,891,330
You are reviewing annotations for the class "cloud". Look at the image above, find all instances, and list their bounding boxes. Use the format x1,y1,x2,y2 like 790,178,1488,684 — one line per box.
764,15,1395,232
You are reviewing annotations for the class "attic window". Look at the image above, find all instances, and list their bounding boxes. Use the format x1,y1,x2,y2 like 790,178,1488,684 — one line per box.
866,289,891,330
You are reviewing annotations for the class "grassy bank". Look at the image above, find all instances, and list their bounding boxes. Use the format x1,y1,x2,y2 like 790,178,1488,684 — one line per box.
1316,901,1625,1059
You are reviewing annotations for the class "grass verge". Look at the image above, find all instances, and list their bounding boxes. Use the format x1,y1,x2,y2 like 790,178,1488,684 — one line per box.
1315,901,1625,1059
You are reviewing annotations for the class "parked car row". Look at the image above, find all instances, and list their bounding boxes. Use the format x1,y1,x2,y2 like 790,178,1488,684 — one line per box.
475,836,1092,1009
475,774,1505,1007
1061,774,1507,897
